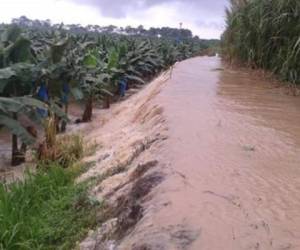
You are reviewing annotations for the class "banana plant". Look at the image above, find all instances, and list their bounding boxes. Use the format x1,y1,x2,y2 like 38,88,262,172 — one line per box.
79,48,113,122
0,25,67,165
0,64,49,166
0,25,38,165
0,96,47,165
0,21,206,167
30,29,72,132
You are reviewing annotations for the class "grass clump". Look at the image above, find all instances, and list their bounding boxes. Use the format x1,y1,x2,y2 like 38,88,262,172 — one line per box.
0,165,102,250
38,134,84,168
56,134,84,167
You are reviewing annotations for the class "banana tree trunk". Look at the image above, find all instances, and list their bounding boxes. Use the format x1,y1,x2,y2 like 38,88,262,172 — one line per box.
82,96,93,122
61,103,68,132
20,126,37,157
104,95,110,109
11,113,25,166
55,115,61,134
11,134,20,166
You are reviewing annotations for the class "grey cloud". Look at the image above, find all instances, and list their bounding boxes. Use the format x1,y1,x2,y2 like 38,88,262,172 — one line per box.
71,0,170,18
69,0,228,38
195,20,225,30
71,0,228,19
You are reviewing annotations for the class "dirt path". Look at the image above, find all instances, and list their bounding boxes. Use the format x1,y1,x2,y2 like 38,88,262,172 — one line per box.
80,57,300,250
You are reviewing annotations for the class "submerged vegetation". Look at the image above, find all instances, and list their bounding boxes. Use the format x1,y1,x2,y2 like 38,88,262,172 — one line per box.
222,0,300,84
0,16,213,166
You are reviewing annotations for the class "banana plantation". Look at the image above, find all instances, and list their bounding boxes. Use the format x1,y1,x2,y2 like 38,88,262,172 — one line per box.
0,20,205,166
222,0,300,84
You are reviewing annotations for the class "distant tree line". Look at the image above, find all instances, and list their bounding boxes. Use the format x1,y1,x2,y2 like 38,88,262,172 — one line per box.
8,16,219,49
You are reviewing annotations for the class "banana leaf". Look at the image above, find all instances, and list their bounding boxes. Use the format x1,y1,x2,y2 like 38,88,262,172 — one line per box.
0,67,16,92
0,97,24,113
83,53,97,68
0,96,47,117
70,87,84,100
107,49,119,70
49,100,68,121
50,38,69,63
124,75,146,84
7,36,32,63
97,87,114,97
0,114,35,145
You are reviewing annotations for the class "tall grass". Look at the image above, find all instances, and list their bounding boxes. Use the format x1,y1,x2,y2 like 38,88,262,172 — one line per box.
38,134,84,168
222,0,300,84
0,165,101,250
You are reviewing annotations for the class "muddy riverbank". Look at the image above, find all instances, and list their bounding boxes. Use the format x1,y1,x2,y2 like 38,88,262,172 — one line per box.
1,56,300,249
79,56,300,250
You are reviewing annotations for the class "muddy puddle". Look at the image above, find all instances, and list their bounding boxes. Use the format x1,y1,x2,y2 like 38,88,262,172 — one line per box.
108,57,300,250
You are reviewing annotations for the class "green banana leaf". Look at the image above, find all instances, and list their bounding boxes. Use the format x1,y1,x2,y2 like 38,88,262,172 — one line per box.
125,75,146,84
0,114,35,145
0,68,16,92
70,87,84,100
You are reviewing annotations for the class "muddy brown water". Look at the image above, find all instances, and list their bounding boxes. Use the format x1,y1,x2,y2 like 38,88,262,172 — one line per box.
1,56,300,249
121,57,300,250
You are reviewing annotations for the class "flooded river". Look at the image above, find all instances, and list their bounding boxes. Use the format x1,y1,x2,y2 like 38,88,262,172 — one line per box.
119,57,300,250
2,56,299,249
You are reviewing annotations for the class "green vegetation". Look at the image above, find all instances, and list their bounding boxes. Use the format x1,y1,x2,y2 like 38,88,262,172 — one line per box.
0,17,218,247
222,0,300,84
0,17,211,247
0,165,101,250
0,17,213,166
0,134,99,249
37,133,84,168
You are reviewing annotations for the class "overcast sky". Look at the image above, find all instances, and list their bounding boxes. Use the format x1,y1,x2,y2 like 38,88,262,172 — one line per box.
0,0,229,39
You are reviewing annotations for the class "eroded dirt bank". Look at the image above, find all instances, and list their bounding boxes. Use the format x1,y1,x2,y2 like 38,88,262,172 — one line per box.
79,57,300,250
